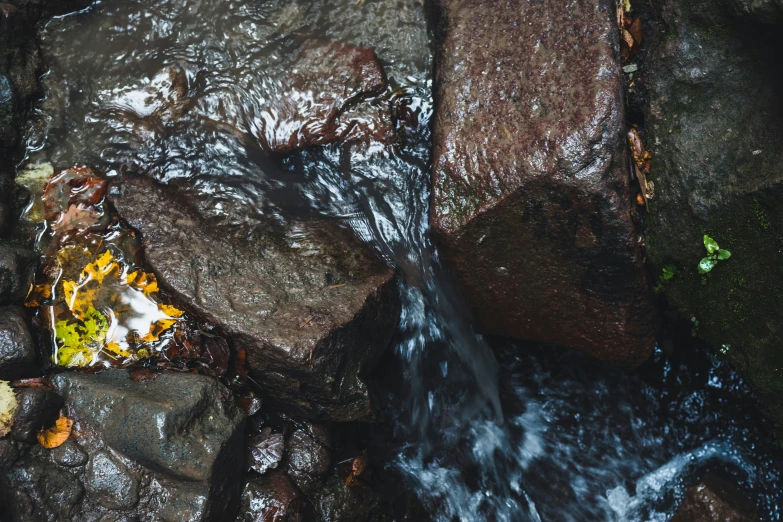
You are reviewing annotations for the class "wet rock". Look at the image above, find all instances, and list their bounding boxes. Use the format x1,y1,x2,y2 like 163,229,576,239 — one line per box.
0,306,37,379
0,438,26,470
237,470,311,522
85,450,139,510
1,454,85,522
108,173,400,421
9,387,63,442
311,473,379,522
283,422,332,495
429,0,656,365
52,369,246,521
0,74,15,147
670,473,758,522
643,0,783,431
727,0,783,22
257,43,391,154
51,440,88,468
0,244,36,304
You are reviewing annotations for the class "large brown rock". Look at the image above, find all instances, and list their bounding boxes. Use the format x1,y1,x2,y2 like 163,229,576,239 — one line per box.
430,0,656,365
670,473,758,522
109,173,399,420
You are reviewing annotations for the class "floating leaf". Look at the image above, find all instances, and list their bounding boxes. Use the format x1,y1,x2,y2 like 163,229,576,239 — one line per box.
51,204,101,234
55,318,94,367
698,257,717,274
50,249,184,367
716,249,732,260
0,381,19,437
37,415,74,449
703,235,720,254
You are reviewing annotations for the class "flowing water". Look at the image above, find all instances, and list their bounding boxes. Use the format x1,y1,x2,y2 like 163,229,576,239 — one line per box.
20,0,783,520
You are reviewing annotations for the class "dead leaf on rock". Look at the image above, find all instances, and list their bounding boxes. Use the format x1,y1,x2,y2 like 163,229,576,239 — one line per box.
345,455,369,487
627,128,654,204
0,381,19,437
617,1,642,59
37,415,74,448
248,427,285,475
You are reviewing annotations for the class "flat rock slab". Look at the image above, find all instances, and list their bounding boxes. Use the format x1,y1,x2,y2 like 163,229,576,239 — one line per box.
109,173,399,420
430,0,655,365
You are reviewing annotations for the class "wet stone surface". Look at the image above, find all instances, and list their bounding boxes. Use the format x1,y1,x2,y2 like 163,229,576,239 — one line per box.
9,387,62,442
85,450,139,510
0,306,37,379
109,173,400,421
643,0,783,432
257,42,391,154
51,369,246,521
671,473,758,522
0,244,35,305
429,0,656,366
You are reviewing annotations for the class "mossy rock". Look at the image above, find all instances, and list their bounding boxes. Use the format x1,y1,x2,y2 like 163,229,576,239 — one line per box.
645,0,783,433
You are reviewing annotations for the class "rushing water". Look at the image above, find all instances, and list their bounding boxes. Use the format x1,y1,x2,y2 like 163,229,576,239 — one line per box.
21,0,783,520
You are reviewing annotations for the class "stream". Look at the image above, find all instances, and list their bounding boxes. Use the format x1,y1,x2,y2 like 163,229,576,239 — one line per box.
17,0,783,520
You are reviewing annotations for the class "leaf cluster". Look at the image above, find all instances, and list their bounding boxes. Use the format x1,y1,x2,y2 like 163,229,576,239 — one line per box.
698,235,731,274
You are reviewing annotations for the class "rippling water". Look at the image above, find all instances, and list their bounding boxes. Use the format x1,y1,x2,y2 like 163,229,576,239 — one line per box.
23,0,783,520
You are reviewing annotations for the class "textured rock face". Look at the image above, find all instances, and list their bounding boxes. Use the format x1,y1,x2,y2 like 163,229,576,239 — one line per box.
9,387,63,442
728,0,783,22
0,305,37,379
430,0,655,365
1,454,85,522
643,0,783,431
109,173,400,421
256,43,391,154
670,473,758,522
51,370,246,521
0,244,36,305
237,471,311,522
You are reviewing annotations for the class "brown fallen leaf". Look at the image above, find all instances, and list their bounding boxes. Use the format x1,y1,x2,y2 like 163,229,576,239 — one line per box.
51,204,101,234
248,427,285,474
627,128,654,205
628,18,643,45
345,455,369,487
10,377,53,389
37,415,74,448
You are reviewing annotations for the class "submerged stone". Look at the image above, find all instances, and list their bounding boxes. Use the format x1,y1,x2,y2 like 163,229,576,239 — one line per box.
108,173,399,421
256,42,392,154
430,0,656,365
671,473,758,522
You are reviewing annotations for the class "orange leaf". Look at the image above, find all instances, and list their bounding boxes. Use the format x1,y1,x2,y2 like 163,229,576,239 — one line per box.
37,415,74,448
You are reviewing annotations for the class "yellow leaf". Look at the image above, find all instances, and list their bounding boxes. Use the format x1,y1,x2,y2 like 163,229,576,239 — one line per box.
103,341,132,359
141,319,177,343
0,381,18,437
159,304,184,318
37,415,73,449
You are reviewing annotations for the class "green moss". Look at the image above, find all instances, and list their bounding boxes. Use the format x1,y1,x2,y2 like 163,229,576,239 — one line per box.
651,194,783,397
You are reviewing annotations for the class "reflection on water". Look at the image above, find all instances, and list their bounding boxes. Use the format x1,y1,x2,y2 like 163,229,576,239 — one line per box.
24,0,783,520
